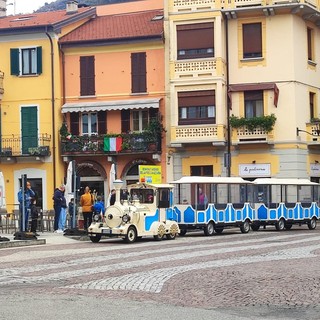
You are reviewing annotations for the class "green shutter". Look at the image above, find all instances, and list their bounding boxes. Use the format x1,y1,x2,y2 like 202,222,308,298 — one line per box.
21,107,38,154
10,48,19,75
36,46,42,74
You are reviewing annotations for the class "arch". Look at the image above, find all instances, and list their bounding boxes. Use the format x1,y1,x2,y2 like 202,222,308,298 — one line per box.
75,160,107,179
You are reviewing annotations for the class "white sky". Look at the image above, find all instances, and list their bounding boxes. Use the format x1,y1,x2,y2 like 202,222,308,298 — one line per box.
6,0,51,15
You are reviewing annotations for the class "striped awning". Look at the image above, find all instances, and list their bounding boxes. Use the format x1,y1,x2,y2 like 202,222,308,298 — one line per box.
61,98,160,113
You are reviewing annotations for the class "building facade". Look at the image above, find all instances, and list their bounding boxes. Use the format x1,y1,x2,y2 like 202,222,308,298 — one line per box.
165,0,320,182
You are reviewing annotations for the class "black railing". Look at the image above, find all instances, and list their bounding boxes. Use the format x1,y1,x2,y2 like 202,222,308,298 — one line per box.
0,134,51,157
61,133,161,155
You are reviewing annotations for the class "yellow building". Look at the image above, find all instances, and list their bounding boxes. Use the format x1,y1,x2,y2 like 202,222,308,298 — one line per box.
0,3,96,211
165,0,320,182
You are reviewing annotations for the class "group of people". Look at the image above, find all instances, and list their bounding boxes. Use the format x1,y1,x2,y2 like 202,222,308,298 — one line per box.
18,181,114,234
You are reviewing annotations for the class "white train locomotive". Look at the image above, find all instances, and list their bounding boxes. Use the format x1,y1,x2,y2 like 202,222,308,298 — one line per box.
88,180,180,243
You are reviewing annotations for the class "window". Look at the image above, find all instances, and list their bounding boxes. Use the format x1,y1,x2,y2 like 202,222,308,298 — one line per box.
191,165,213,176
310,92,316,119
132,110,149,131
244,90,263,118
307,27,314,62
177,23,214,60
80,56,95,96
131,52,146,93
70,111,106,136
242,23,262,59
82,113,97,135
121,108,158,133
10,47,42,76
178,90,215,125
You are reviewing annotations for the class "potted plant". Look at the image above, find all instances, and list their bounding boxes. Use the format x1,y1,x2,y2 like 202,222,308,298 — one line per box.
229,114,276,133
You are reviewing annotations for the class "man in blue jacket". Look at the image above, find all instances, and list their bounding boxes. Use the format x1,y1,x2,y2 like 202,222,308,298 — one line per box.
17,181,35,232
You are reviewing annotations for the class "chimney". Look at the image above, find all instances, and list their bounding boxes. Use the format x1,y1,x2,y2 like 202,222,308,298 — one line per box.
0,0,6,17
66,0,78,14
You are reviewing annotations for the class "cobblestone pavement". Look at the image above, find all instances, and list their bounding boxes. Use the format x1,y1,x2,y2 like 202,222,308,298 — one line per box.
1,227,320,319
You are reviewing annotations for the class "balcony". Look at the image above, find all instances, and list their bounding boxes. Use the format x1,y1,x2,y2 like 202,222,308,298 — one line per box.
170,124,226,145
231,127,274,145
171,58,222,80
0,134,51,157
169,0,320,12
299,123,320,146
60,133,161,157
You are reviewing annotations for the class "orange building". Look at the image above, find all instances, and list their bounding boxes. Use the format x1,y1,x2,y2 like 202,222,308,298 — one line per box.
59,0,166,202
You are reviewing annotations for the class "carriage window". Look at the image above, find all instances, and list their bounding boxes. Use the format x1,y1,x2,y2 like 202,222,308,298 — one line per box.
130,189,154,204
158,188,170,208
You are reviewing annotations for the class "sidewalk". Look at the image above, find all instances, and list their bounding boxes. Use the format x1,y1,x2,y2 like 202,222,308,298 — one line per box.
0,231,88,249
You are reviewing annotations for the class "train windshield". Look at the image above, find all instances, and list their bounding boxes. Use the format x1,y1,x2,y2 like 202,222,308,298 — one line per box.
130,188,154,204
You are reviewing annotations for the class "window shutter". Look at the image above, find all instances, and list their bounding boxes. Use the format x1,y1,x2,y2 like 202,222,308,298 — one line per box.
80,56,95,96
178,90,215,106
70,113,79,135
131,52,146,93
21,107,38,154
36,46,42,74
10,48,20,75
121,110,130,133
243,23,262,57
98,111,107,134
177,23,214,50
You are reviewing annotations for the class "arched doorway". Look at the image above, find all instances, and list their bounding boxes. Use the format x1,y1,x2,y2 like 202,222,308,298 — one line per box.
76,161,107,203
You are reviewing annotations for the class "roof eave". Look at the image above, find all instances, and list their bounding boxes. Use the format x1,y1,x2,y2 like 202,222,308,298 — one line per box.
60,34,163,48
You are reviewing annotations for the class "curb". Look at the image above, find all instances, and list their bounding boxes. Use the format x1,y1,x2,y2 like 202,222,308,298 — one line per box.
0,238,46,249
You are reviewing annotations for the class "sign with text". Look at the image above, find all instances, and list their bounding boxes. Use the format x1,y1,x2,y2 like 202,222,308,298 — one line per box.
139,165,162,184
310,164,320,177
239,163,271,177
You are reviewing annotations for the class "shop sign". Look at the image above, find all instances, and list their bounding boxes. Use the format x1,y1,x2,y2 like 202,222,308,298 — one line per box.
239,164,270,177
310,164,320,176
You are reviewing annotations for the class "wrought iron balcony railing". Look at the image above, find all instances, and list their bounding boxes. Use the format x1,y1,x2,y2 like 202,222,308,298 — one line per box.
0,134,51,157
61,132,161,156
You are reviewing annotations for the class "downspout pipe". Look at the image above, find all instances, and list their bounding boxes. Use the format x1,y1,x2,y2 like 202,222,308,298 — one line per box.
224,15,231,177
45,31,56,191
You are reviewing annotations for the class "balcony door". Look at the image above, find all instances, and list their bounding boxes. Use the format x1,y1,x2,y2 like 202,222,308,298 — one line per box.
21,106,38,154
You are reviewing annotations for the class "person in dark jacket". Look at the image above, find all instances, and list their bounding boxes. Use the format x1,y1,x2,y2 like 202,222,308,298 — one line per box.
30,197,39,235
53,184,65,232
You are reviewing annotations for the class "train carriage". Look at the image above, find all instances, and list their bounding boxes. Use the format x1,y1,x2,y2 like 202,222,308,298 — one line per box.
171,176,256,236
251,178,320,231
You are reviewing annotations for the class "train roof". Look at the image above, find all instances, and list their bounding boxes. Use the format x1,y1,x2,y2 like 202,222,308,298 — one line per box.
127,182,174,189
253,178,319,186
171,176,253,184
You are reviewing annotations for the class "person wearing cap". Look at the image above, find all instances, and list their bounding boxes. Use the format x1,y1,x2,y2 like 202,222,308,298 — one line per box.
17,181,36,232
53,184,65,232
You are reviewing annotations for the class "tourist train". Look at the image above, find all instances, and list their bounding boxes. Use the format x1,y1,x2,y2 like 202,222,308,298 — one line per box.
88,176,320,243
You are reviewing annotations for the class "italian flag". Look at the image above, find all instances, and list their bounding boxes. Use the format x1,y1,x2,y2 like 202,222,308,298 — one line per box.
104,137,123,152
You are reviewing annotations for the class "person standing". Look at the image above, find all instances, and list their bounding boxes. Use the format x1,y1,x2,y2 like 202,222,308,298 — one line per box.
17,181,35,232
57,192,67,233
109,189,116,206
92,195,105,217
80,186,93,230
68,198,76,229
30,197,39,235
53,184,65,232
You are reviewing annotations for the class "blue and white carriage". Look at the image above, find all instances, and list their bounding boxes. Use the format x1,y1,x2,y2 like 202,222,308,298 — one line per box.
88,180,179,243
171,176,256,236
251,178,320,231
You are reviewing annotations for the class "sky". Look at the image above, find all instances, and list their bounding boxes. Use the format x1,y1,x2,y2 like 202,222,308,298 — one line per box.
6,0,51,15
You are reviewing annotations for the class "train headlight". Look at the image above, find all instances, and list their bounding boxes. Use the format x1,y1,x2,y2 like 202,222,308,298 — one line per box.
122,214,131,223
93,214,101,222
108,214,113,220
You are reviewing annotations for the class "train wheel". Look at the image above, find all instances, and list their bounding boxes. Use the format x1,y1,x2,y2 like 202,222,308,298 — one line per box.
125,226,137,243
240,220,250,233
166,233,176,240
204,221,214,236
90,235,101,243
154,224,165,241
284,223,293,230
214,226,224,234
179,229,187,236
275,218,285,231
308,217,317,230
251,223,260,231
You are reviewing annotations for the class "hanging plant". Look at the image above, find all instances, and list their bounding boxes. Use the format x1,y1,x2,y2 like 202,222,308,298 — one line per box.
229,114,276,133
